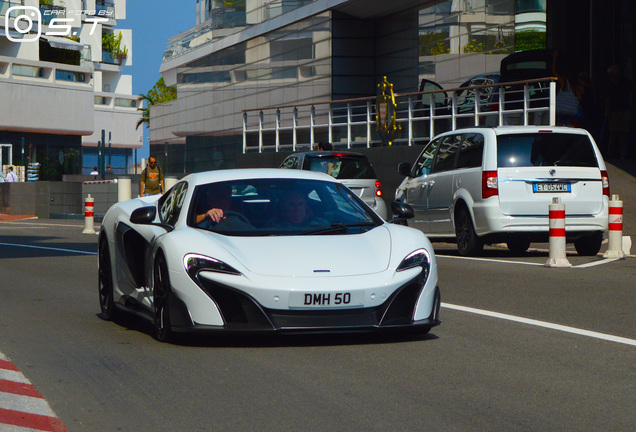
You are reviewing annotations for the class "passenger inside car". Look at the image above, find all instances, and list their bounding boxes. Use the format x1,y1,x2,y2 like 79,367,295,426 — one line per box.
268,190,328,229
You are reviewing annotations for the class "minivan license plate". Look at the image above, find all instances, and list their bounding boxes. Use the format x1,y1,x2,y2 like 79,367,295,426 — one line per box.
533,182,570,193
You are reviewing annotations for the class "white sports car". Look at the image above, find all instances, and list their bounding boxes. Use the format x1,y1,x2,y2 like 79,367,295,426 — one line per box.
98,169,440,341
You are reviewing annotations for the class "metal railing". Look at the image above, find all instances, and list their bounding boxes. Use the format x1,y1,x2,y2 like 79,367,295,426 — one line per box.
243,77,558,153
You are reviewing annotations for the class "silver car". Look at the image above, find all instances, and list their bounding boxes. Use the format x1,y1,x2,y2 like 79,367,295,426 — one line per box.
280,151,388,219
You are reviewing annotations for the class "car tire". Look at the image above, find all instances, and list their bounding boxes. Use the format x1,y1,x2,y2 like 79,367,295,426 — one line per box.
455,207,483,256
98,237,119,320
507,238,531,254
574,232,603,256
153,252,173,342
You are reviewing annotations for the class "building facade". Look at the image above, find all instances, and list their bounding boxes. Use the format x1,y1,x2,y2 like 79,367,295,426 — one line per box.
152,0,635,173
0,0,140,179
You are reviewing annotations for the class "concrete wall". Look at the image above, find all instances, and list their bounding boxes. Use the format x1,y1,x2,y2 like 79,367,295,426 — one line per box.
5,182,83,218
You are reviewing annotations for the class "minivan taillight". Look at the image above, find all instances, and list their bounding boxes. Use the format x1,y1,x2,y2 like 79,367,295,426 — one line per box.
601,170,610,197
375,181,383,197
482,171,498,199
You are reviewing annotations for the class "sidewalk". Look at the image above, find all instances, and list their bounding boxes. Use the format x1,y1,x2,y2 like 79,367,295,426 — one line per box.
0,214,36,222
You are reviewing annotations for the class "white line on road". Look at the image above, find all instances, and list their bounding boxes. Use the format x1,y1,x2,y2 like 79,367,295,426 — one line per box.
573,258,622,268
437,254,625,268
442,302,636,347
437,255,544,266
0,242,96,256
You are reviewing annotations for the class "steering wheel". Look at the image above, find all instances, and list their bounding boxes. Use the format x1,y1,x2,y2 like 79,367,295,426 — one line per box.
223,210,251,225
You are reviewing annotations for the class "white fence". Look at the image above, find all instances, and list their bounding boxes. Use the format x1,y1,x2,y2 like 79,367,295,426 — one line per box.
243,77,557,152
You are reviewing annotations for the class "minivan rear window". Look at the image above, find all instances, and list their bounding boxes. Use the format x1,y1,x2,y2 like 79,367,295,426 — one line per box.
497,133,599,168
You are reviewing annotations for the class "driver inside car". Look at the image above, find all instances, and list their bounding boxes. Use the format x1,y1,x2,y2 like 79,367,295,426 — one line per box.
195,183,233,226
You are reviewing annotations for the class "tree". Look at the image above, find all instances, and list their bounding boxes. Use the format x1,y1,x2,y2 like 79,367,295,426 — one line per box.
136,77,177,130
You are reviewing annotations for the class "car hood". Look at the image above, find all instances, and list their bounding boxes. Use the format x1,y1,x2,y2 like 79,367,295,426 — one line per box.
207,226,392,277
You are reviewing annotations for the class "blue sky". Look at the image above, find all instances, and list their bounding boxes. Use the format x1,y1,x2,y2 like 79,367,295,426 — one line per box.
120,1,196,157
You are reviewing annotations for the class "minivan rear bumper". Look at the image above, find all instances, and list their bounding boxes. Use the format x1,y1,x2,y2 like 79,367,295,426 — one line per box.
472,200,608,238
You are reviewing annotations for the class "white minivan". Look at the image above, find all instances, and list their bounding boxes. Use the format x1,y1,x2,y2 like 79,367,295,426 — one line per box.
396,126,610,256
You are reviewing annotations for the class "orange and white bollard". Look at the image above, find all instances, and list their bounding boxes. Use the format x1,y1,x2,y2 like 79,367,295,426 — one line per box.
545,197,571,268
82,194,96,234
603,194,625,259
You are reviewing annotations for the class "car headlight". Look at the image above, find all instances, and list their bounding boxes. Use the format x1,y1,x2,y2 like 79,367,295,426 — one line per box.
397,248,431,272
184,253,242,279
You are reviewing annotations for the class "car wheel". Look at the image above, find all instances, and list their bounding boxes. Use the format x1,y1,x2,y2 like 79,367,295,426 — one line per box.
455,207,483,256
574,232,603,256
153,253,173,342
507,238,531,254
98,237,118,320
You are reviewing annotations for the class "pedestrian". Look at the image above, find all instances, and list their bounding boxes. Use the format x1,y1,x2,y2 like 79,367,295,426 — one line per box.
605,65,633,159
6,166,17,182
140,156,165,196
105,164,114,175
552,51,580,127
575,72,597,135
317,141,332,151
90,166,99,179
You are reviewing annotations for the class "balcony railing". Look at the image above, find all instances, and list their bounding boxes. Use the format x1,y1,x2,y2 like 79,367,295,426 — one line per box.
96,0,115,16
40,3,66,25
102,51,123,65
242,78,558,153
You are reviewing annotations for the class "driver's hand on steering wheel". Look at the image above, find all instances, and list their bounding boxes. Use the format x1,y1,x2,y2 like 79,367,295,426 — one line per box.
205,208,226,223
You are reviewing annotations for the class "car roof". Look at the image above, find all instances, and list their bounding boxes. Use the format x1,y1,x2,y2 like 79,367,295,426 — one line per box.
183,168,334,185
433,125,591,138
287,151,367,158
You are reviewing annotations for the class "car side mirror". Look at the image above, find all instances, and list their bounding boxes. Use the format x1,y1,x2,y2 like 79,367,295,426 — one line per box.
130,206,157,224
389,201,414,225
398,162,412,177
129,206,175,232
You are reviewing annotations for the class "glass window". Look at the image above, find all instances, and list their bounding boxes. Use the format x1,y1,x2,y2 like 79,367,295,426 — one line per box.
114,98,137,108
305,155,376,179
497,133,598,168
159,181,189,226
188,178,381,236
412,138,441,177
456,133,485,169
12,64,42,78
432,135,461,173
56,70,85,82
281,156,300,169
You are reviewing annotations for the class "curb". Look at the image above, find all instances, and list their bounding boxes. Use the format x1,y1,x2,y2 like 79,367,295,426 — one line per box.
0,352,68,432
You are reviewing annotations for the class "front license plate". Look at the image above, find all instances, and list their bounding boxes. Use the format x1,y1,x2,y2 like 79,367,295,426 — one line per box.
289,291,364,308
533,182,570,193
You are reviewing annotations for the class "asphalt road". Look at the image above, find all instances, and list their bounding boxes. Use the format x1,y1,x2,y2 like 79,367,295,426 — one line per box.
0,219,634,431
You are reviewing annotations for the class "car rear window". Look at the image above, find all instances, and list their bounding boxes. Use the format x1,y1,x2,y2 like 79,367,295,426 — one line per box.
497,133,599,168
306,156,377,179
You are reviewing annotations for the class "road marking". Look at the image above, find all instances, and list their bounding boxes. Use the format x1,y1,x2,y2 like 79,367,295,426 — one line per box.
437,254,625,268
0,243,96,256
442,302,636,347
0,353,68,432
437,255,544,266
573,258,622,268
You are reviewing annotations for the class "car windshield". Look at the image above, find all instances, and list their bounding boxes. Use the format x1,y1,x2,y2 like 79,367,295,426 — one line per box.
306,155,376,179
497,133,599,168
188,178,382,236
